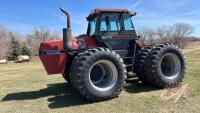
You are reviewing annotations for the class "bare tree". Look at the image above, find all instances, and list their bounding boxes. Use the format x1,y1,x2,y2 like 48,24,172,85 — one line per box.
156,25,173,43
0,27,10,59
138,23,194,48
138,27,156,45
26,26,60,55
171,23,194,48
28,26,60,41
137,28,147,45
172,23,194,37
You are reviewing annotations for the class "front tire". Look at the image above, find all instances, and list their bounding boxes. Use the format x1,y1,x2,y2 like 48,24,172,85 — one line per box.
71,48,127,101
62,53,84,84
62,73,70,83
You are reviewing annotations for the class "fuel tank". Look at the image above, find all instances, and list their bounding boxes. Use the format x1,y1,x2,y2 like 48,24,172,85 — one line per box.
39,35,98,75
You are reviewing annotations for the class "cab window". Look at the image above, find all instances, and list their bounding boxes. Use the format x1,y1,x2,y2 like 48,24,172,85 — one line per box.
100,13,121,31
89,17,97,36
123,15,134,30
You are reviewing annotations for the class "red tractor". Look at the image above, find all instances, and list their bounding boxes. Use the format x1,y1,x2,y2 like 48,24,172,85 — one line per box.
39,8,186,101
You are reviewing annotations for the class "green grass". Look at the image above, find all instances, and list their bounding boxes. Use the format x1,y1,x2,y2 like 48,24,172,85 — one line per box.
0,50,200,113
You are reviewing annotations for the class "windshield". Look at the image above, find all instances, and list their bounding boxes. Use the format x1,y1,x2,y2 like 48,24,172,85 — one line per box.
100,13,121,32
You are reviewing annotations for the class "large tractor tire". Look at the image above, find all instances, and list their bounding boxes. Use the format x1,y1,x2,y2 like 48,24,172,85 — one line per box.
70,48,127,101
62,53,84,84
133,46,152,84
62,73,70,83
144,43,186,88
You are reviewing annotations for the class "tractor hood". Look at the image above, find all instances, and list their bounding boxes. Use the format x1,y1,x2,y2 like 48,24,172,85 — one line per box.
39,34,98,75
39,39,67,75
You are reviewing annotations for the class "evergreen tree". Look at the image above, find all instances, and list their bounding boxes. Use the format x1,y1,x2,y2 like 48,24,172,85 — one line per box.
7,34,21,60
21,42,32,56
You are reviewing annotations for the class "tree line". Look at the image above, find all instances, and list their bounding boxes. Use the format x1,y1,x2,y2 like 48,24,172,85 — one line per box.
0,26,60,60
137,23,197,48
0,23,199,60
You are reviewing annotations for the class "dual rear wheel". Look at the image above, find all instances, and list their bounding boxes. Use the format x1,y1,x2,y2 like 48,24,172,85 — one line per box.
134,43,186,88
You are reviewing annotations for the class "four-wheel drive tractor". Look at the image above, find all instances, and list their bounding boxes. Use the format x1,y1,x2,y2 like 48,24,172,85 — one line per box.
39,8,186,101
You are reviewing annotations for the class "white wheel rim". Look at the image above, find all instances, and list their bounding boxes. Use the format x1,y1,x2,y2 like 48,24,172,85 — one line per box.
160,53,181,80
89,60,118,92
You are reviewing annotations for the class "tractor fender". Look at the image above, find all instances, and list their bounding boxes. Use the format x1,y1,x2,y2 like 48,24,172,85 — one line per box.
39,36,98,75
39,40,68,75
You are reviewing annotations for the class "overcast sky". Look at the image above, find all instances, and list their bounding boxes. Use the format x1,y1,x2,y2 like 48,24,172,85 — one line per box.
0,0,199,37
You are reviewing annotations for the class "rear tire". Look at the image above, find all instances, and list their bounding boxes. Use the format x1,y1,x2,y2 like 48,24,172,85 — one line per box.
133,46,152,84
71,48,127,101
144,43,186,88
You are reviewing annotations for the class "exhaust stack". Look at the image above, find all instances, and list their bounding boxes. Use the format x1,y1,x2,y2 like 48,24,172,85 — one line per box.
60,7,71,50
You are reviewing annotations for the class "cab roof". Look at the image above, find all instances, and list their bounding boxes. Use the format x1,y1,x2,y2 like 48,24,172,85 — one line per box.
87,8,136,20
95,8,130,13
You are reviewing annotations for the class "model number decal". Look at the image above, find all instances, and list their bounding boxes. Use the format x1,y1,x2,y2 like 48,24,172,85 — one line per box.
41,50,65,56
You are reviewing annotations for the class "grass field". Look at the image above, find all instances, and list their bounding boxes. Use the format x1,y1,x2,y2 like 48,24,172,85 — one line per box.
0,46,200,113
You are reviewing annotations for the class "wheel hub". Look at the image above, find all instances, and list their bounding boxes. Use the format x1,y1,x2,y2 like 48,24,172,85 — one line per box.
90,64,106,85
89,60,118,92
160,53,181,80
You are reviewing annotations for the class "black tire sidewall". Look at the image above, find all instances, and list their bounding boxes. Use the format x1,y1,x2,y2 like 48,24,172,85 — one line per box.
82,52,125,97
153,46,185,84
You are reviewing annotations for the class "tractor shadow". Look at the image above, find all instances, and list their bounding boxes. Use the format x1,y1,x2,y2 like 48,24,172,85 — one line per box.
1,78,158,109
1,83,92,108
125,78,158,93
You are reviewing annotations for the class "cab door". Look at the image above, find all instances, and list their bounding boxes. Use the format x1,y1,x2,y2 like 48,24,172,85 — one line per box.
98,13,126,50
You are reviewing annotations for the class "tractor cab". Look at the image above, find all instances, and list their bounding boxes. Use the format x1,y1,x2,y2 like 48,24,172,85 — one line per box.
86,9,138,50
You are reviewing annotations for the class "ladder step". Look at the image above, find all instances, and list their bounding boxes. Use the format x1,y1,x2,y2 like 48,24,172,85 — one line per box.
126,64,133,67
123,57,133,59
